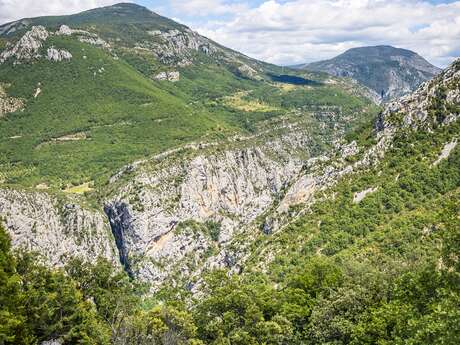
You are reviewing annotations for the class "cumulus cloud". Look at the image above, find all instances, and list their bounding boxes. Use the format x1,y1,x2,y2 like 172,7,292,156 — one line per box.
0,0,124,25
170,0,248,16
190,0,460,67
1,0,458,67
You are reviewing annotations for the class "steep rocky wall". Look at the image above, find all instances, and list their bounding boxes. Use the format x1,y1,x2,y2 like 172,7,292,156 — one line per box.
377,58,460,133
104,141,305,284
3,60,456,289
0,189,117,266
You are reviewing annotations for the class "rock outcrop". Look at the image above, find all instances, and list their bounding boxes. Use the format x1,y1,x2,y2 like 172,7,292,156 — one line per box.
0,24,111,64
0,83,24,117
377,58,460,133
353,187,378,203
0,26,48,63
46,47,72,61
0,189,117,266
432,139,458,166
144,29,218,66
153,71,180,81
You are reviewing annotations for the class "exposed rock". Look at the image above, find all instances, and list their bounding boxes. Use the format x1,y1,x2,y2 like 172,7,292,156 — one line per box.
0,25,75,64
153,71,180,82
46,47,72,61
377,58,460,133
432,139,458,166
79,37,110,48
57,25,72,36
0,83,24,117
278,175,316,212
104,202,134,275
0,189,118,267
238,64,260,79
340,140,359,158
353,187,378,203
0,25,48,63
41,339,62,345
56,24,97,39
143,28,218,65
262,218,278,235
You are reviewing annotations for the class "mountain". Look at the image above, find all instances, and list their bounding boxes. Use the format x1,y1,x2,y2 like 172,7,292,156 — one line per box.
1,57,458,343
0,3,459,344
0,3,377,189
300,45,441,101
0,2,382,281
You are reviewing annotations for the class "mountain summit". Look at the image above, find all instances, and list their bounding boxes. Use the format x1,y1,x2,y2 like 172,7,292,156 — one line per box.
300,45,441,101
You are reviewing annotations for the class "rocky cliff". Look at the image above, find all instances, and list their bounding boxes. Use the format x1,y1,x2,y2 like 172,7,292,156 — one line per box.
2,59,457,288
0,3,457,292
0,189,117,266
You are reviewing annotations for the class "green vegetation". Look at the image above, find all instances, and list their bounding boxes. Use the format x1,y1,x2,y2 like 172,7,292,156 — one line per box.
0,225,205,344
0,36,230,189
2,110,458,345
1,4,458,344
0,3,378,193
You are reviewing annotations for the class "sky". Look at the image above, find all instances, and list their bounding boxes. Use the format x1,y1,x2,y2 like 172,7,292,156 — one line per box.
0,0,459,67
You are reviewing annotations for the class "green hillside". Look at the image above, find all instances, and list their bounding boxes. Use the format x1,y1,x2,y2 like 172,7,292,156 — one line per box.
1,3,458,345
1,61,458,344
0,35,224,188
0,3,378,191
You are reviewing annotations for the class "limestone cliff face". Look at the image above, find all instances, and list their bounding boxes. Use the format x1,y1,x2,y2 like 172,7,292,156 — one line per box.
0,50,457,289
103,132,307,285
0,189,117,266
377,58,460,133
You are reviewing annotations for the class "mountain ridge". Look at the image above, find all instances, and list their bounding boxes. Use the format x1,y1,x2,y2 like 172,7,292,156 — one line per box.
0,3,459,344
0,3,380,284
298,45,441,101
0,55,458,345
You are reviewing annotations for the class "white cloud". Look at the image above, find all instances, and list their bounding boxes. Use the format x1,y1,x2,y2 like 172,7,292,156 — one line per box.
0,0,124,25
1,0,458,67
190,0,460,67
170,0,248,16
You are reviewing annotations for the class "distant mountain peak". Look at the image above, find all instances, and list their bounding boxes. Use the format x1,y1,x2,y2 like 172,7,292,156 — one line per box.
89,2,153,13
301,45,441,101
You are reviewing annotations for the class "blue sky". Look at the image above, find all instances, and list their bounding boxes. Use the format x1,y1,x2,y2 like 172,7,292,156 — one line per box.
1,0,459,66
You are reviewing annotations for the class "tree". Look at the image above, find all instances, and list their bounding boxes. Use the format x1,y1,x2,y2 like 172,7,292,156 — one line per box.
0,224,23,344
